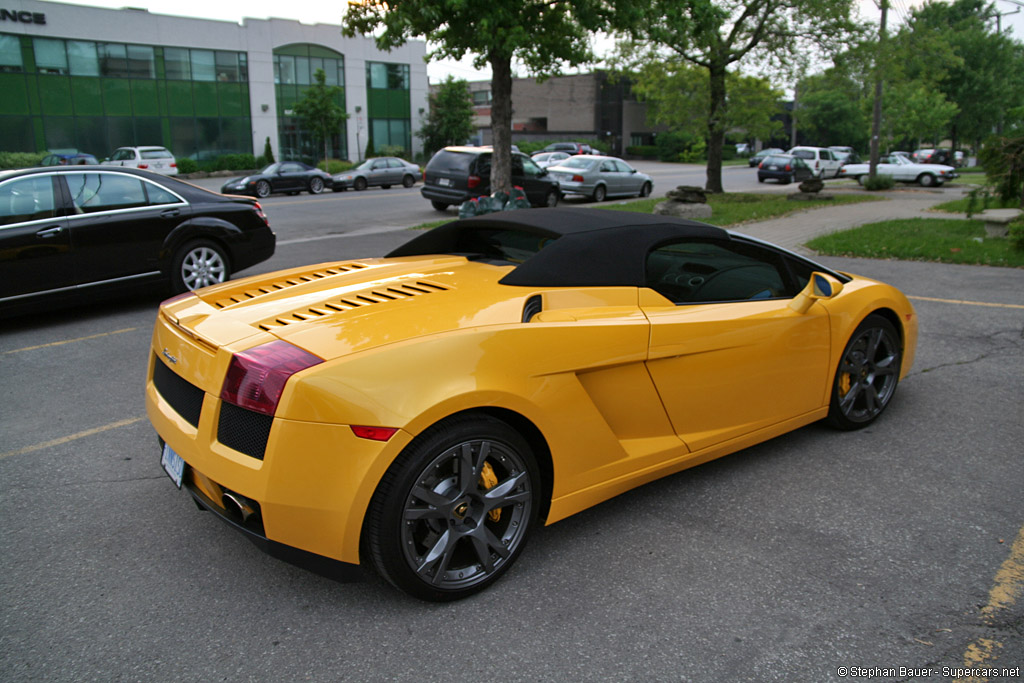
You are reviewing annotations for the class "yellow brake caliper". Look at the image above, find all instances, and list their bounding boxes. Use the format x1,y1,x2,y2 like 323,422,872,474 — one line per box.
479,461,501,522
839,372,852,397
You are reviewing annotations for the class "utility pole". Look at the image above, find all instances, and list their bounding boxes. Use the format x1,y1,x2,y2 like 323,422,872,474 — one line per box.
869,0,889,181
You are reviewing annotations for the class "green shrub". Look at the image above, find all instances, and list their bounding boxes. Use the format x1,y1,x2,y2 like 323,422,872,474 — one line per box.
317,159,355,174
213,154,257,171
0,151,47,170
862,174,896,191
721,145,736,161
176,158,199,174
376,144,408,158
262,137,275,164
626,145,659,158
1009,220,1024,251
679,139,707,164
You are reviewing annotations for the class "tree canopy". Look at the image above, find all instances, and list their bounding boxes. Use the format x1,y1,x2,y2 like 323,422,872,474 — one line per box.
417,76,476,156
293,68,348,164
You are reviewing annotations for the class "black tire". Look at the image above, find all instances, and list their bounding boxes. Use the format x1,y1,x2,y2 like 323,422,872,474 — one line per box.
255,180,271,198
354,177,368,191
783,174,793,185
592,184,607,202
757,176,765,183
639,181,652,198
308,177,324,194
332,187,344,192
170,239,229,294
543,189,559,207
381,184,391,190
363,415,540,602
827,314,902,430
918,173,936,187
402,174,416,188
431,200,449,212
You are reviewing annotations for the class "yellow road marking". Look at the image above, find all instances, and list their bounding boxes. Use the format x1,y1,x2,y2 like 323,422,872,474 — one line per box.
0,417,145,460
3,327,137,355
908,295,1024,310
955,524,1024,682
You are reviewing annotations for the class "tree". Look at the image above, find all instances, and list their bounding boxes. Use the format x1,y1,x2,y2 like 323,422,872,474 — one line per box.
344,0,625,194
617,0,861,192
417,76,476,156
293,68,348,164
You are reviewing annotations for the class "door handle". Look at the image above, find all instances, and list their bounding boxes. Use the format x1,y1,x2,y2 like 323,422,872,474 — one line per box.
161,209,180,218
36,226,64,238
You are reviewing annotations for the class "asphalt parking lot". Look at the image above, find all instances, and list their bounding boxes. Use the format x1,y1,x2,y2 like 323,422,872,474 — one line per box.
1,201,1022,681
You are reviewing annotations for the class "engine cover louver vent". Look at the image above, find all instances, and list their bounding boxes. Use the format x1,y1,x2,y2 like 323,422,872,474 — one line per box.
257,280,451,331
211,263,370,309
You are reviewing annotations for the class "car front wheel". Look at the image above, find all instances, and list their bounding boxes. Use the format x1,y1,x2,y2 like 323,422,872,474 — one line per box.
354,177,368,191
639,181,652,198
827,314,901,430
255,180,271,198
363,415,540,602
171,239,229,293
592,184,607,202
308,177,324,194
543,189,559,207
918,173,936,187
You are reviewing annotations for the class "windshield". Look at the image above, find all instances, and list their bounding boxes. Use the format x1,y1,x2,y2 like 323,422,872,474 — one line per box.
559,157,596,170
259,163,280,174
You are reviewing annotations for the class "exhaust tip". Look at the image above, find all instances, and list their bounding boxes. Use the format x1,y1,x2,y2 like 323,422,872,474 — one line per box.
222,491,258,525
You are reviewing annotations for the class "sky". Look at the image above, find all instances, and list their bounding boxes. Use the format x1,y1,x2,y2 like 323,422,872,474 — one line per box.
40,0,1024,84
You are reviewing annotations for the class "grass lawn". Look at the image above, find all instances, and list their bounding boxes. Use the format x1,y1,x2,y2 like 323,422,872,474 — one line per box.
806,218,1024,267
930,195,1021,214
410,192,881,231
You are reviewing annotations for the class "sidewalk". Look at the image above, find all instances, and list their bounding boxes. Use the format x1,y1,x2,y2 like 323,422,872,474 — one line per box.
729,186,970,254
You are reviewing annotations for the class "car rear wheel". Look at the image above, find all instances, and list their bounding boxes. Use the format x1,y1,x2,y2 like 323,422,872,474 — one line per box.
639,181,652,198
171,239,229,293
827,314,901,430
592,184,607,202
543,189,559,207
857,175,867,186
431,201,449,212
354,177,368,191
308,177,324,194
255,180,271,198
363,415,540,602
402,174,416,188
918,173,936,187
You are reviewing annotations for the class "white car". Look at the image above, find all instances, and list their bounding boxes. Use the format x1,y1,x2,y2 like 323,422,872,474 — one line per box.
788,146,843,179
530,151,572,168
837,154,959,187
102,146,178,176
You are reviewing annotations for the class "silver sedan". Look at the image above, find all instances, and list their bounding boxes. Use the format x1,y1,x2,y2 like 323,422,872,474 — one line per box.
332,156,421,191
545,155,653,202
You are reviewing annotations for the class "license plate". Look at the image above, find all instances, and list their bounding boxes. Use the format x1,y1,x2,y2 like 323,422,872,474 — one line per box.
161,443,185,489
438,178,452,187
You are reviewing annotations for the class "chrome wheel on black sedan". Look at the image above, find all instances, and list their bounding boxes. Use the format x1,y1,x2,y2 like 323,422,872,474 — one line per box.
364,415,539,601
172,239,229,293
828,314,901,430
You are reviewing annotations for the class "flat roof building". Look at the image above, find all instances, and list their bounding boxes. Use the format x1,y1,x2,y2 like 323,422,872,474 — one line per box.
0,0,428,163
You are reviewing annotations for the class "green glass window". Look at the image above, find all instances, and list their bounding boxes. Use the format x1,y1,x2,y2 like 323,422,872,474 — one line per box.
215,51,239,82
34,38,68,75
191,50,215,81
164,48,190,80
67,41,99,76
126,45,155,78
368,62,387,89
98,43,126,77
295,56,310,85
368,62,409,90
0,34,22,73
276,55,295,85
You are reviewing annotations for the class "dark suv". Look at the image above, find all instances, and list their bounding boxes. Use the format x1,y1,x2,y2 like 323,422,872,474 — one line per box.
421,147,561,211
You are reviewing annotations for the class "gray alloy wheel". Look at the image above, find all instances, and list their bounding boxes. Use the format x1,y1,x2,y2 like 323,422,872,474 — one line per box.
857,175,867,186
364,415,539,601
354,176,368,191
593,184,607,202
402,174,416,188
544,189,559,207
827,314,901,430
918,173,936,187
639,181,652,198
171,239,229,293
308,177,324,194
255,180,271,198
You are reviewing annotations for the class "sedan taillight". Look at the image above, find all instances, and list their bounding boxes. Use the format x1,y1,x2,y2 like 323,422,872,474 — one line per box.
784,164,792,171
139,164,149,169
467,175,481,189
252,201,269,226
572,174,585,182
220,341,323,416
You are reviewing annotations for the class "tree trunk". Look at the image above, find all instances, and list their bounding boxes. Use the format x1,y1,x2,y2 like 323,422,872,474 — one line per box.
705,63,727,194
489,53,514,195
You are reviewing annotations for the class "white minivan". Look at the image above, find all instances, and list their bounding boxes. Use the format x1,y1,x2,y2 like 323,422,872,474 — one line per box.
788,146,842,179
103,146,178,176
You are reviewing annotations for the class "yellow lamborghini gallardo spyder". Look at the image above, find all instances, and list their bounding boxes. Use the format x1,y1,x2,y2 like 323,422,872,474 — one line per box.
146,208,917,601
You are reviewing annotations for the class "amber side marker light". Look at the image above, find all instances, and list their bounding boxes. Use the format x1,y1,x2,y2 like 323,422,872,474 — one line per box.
351,426,398,441
220,340,323,416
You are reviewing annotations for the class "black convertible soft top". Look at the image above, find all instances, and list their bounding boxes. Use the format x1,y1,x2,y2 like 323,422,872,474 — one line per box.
387,208,729,287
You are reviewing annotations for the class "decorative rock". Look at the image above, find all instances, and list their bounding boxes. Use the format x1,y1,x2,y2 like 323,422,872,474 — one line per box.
798,177,824,193
665,185,708,204
979,208,1021,238
654,200,713,219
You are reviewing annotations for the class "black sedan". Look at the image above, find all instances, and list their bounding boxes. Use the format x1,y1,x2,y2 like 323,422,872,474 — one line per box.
221,162,333,198
757,154,813,184
0,166,275,317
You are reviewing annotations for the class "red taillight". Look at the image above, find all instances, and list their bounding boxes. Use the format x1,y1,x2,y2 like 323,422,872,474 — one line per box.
170,162,177,168
784,164,792,171
467,175,481,189
758,161,764,169
572,174,584,182
220,341,323,416
139,163,149,169
351,425,398,441
252,201,269,226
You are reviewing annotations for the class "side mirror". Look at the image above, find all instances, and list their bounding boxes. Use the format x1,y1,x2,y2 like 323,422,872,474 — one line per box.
630,169,637,174
789,272,844,314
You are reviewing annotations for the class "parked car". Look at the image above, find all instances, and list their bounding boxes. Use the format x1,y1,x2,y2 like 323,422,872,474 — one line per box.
0,166,275,316
832,151,862,166
147,207,917,601
332,157,420,191
40,150,99,166
748,148,785,168
221,162,333,198
542,142,589,155
736,142,751,155
837,154,959,187
421,146,560,211
912,148,954,166
530,151,572,168
546,155,653,202
891,151,912,160
756,154,813,185
102,146,178,176
787,146,843,178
